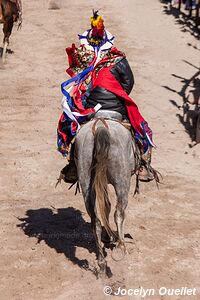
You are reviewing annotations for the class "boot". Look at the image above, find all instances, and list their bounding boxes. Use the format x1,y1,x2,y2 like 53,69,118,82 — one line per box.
60,159,78,184
59,143,78,184
138,146,154,182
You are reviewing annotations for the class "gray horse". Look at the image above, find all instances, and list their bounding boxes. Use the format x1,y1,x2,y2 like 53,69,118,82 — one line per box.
75,112,136,276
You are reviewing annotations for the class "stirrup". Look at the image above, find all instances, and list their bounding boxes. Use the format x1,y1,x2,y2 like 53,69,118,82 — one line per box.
58,161,78,184
138,165,154,182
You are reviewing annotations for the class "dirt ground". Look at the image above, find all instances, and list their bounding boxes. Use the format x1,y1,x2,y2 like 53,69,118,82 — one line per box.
0,1,200,299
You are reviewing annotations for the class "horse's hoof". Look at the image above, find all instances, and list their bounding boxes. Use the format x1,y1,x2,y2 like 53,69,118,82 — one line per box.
111,243,126,261
98,270,107,279
98,264,107,279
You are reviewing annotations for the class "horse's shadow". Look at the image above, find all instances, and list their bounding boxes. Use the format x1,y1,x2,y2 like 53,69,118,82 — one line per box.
17,207,104,276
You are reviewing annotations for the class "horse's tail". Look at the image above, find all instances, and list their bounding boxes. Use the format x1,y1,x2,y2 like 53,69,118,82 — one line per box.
92,126,115,239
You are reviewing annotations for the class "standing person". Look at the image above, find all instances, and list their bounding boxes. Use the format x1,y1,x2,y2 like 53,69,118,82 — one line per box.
185,0,196,9
57,11,156,182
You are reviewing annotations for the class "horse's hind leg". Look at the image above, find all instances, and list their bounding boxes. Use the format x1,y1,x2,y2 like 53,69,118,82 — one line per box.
114,192,128,245
112,189,129,261
82,180,107,274
77,135,107,276
3,17,13,44
114,177,130,246
93,216,107,275
84,188,107,275
2,18,13,62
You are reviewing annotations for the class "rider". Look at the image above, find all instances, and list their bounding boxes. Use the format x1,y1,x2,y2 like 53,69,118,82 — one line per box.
57,11,156,182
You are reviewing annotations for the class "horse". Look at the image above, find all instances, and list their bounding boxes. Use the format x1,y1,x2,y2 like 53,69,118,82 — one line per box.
0,0,22,62
74,111,137,276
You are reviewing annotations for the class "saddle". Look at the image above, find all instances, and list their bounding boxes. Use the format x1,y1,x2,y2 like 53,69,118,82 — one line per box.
93,110,132,131
57,110,137,187
56,110,159,189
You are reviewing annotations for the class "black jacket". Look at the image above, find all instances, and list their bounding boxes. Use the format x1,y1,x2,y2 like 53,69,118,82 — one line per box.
85,57,134,117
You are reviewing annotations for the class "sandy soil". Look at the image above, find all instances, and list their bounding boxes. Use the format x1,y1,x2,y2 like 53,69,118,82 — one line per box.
0,0,200,299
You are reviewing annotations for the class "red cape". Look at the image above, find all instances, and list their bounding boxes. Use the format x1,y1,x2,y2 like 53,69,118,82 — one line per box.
92,65,145,135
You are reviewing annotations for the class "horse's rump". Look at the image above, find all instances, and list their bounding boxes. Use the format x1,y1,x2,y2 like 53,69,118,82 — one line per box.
76,118,135,236
1,0,19,18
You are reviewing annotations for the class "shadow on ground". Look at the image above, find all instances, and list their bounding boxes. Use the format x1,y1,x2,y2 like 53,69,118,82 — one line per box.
161,2,200,40
17,207,101,274
163,60,200,142
0,47,14,57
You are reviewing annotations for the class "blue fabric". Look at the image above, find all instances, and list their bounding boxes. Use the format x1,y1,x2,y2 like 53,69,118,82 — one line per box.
61,64,94,109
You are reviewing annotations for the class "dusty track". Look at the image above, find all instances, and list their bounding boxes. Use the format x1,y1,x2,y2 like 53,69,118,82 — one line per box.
0,1,200,299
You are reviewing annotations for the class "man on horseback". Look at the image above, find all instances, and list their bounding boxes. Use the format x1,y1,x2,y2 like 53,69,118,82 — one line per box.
57,11,156,182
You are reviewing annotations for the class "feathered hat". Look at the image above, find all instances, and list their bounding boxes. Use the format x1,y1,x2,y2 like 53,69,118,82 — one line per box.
79,10,114,50
89,10,105,45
